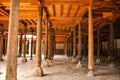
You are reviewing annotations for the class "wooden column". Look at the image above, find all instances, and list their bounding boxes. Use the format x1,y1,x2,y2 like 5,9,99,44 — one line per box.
22,28,27,62
96,29,101,64
18,34,22,57
109,23,114,61
34,3,43,77
6,0,19,80
30,34,33,60
73,27,77,58
76,22,82,67
44,21,48,60
48,27,51,60
67,36,69,57
87,1,95,76
3,35,8,56
115,39,117,58
83,35,87,59
64,40,67,56
76,23,82,60
71,27,77,62
0,34,4,61
51,29,55,60
70,32,73,58
67,36,70,57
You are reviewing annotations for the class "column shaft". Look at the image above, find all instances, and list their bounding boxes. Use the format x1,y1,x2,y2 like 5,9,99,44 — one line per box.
88,6,94,71
77,23,82,60
0,34,3,60
30,34,33,60
6,0,20,80
18,34,22,57
73,27,77,57
44,21,48,59
34,3,43,77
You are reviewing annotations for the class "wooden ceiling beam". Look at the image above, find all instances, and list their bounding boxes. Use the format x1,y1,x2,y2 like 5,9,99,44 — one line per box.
43,0,89,6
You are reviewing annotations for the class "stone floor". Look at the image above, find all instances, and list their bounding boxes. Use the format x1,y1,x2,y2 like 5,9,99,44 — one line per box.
0,55,120,80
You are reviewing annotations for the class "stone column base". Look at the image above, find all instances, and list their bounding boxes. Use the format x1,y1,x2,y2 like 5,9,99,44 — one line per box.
22,57,27,62
76,61,82,68
87,71,95,77
71,57,78,63
0,58,4,61
42,60,49,67
96,58,101,64
33,67,43,77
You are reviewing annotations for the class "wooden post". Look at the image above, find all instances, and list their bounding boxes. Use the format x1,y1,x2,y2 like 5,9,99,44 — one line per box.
76,23,82,60
70,32,73,58
18,34,22,57
0,34,4,61
43,21,49,67
48,27,51,60
67,36,70,58
71,27,77,62
87,1,95,76
109,23,115,61
51,29,55,60
22,28,27,62
6,0,20,80
30,34,33,60
96,29,101,64
115,39,117,58
76,22,82,68
44,21,48,60
33,3,43,77
83,35,87,59
73,27,77,58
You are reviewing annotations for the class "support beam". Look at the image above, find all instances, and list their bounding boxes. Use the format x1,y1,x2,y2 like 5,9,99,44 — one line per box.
30,33,33,60
42,21,49,67
96,29,101,64
18,34,22,57
22,28,27,62
33,3,43,77
6,0,20,80
71,27,77,63
87,1,95,76
0,34,4,61
76,22,82,68
44,21,48,60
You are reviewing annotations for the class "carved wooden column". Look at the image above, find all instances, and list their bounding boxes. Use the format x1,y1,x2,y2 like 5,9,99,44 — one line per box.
33,3,43,77
67,36,70,58
96,29,101,64
44,21,48,60
115,39,117,58
76,22,82,67
110,23,114,59
70,32,73,58
50,28,53,60
48,27,51,60
108,23,115,67
66,36,69,57
18,34,22,57
64,40,67,56
43,20,49,67
51,29,55,60
30,34,33,60
6,0,20,80
3,34,8,56
0,34,4,61
22,28,27,62
87,1,95,76
71,27,77,62
83,35,87,59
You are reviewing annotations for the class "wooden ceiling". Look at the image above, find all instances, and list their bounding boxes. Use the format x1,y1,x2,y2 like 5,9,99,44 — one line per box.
0,0,120,43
